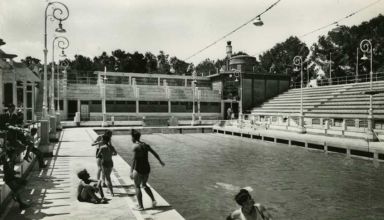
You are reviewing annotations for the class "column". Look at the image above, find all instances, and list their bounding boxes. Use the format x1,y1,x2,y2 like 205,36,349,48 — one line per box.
12,73,17,106
0,69,3,112
32,83,35,120
77,99,81,113
221,101,224,119
23,81,27,123
63,99,68,120
136,100,139,114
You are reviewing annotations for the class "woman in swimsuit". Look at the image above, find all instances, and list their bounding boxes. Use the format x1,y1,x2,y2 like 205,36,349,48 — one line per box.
96,134,117,196
130,129,165,210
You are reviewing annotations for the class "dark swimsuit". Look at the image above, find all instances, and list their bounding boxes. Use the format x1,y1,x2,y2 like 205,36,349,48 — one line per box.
98,145,115,169
134,143,150,175
101,159,113,168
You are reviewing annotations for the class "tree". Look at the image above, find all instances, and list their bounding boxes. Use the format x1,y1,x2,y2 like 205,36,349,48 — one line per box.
258,36,309,81
311,14,384,79
112,49,128,72
93,51,116,71
130,51,146,73
71,54,95,71
157,51,170,74
21,56,41,68
144,52,158,73
195,58,216,76
169,56,189,75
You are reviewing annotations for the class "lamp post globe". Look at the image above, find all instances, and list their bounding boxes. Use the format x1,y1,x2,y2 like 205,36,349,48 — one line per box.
50,36,69,115
43,1,69,118
293,56,306,133
359,39,375,140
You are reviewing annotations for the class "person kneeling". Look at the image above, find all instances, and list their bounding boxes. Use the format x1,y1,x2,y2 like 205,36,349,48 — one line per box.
77,169,108,204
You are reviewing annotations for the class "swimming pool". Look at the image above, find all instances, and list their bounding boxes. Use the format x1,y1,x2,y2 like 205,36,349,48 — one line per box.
112,132,384,220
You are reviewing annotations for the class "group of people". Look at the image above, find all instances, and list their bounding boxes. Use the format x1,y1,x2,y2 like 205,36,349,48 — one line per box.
78,128,272,219
0,103,46,209
77,128,165,211
0,103,272,218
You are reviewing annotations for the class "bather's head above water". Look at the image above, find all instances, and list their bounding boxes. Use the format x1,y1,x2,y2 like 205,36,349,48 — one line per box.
235,189,255,211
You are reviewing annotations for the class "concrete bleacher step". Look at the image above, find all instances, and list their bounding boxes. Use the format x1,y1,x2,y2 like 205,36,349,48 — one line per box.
252,80,384,120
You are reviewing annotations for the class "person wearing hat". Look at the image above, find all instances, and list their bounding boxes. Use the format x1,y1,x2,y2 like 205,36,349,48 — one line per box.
227,188,272,220
130,129,165,210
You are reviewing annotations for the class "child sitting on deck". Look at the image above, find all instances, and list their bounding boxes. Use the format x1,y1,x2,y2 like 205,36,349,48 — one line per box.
77,169,108,204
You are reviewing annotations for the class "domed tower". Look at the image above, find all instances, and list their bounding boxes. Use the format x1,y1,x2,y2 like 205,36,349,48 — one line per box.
229,55,256,72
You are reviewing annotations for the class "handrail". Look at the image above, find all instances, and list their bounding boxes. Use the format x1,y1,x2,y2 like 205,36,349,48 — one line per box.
290,73,384,89
373,130,383,142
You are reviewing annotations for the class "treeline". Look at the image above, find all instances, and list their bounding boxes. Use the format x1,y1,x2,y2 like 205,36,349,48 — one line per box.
22,14,384,81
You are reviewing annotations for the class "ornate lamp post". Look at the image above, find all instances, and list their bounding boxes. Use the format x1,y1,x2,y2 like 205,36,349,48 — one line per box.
355,48,359,83
293,56,305,133
57,59,69,113
50,36,69,114
101,67,108,127
329,52,332,85
43,1,69,118
360,39,374,136
191,70,197,125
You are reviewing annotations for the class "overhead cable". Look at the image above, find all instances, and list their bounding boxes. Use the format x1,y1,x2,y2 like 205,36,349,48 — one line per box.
299,0,382,38
185,0,282,61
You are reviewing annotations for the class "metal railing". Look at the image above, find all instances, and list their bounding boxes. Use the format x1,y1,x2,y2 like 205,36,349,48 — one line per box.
290,73,384,88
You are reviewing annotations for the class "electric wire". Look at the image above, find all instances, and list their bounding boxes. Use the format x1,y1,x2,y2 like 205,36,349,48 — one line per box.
251,0,382,57
185,0,282,61
299,0,382,38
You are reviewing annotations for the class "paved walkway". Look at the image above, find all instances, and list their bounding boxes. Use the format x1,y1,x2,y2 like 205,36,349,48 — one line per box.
1,128,184,220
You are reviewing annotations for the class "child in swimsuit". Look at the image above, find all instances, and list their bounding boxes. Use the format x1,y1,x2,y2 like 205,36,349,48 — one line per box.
77,169,108,204
96,135,117,197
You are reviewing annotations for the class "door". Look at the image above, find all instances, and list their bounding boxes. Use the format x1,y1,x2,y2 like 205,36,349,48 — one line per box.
80,104,90,121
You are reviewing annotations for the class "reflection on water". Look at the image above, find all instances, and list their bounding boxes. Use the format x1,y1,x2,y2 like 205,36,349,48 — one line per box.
113,133,384,220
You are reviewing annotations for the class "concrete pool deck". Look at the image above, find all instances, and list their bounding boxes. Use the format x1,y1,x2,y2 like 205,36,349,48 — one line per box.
0,127,185,220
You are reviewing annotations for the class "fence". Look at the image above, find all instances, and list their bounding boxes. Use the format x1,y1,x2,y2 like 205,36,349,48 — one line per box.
291,73,384,88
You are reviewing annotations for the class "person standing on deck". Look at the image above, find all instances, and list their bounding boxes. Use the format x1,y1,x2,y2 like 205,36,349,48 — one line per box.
130,129,165,210
92,129,112,185
227,107,232,120
96,134,117,196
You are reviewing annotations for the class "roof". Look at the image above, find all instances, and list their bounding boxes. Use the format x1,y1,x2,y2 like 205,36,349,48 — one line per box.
0,49,17,59
2,62,40,82
0,58,12,69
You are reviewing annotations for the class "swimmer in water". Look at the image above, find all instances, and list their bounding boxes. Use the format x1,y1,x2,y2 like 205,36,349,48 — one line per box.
227,188,272,220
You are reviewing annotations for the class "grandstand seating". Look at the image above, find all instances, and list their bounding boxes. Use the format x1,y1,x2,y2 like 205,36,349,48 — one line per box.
138,86,166,101
63,83,221,102
252,81,384,121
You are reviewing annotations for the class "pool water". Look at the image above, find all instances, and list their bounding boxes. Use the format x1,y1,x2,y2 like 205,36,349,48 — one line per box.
112,133,384,220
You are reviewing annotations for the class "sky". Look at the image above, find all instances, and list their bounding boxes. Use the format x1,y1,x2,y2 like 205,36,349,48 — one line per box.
0,0,383,65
